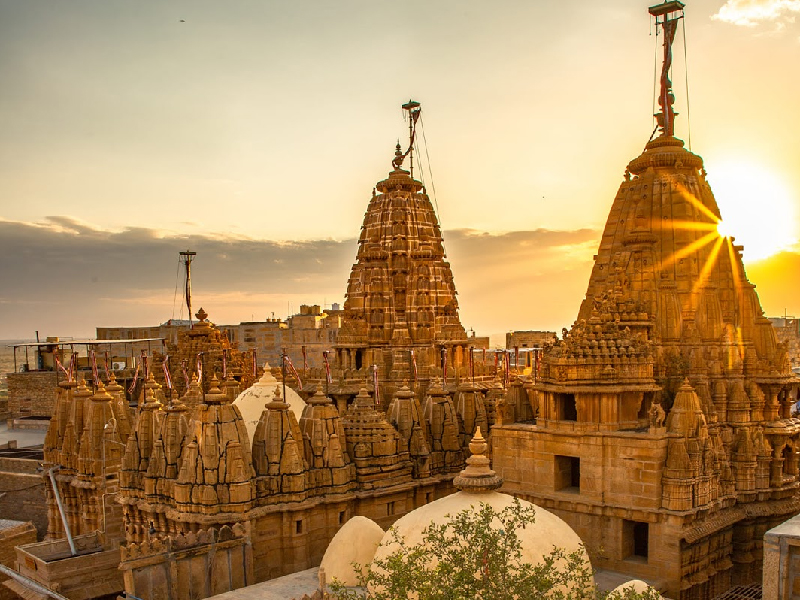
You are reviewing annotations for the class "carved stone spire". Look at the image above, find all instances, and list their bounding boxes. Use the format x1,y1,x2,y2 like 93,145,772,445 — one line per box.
342,388,413,489
453,428,502,493
387,382,431,478
422,378,464,474
334,103,469,404
252,387,308,501
297,390,356,496
172,373,255,515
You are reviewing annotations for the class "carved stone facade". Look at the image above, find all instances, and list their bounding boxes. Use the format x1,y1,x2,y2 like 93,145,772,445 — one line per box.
36,358,498,599
305,146,485,408
493,83,800,600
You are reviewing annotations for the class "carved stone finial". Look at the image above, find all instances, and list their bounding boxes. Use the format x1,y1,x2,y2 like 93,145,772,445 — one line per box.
195,307,208,322
392,142,403,170
453,427,502,493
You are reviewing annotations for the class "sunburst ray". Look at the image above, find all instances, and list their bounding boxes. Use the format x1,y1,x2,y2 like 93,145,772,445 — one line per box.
675,181,720,224
659,230,719,272
692,235,725,295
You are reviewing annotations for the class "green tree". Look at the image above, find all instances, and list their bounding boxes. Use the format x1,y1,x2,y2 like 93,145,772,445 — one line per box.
329,500,660,600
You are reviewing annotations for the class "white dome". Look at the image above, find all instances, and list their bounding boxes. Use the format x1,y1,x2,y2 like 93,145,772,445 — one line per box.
610,580,662,599
234,364,305,441
321,516,384,587
369,429,592,594
372,491,590,580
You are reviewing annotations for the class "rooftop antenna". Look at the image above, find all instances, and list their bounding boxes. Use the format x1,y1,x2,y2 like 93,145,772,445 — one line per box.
393,100,421,177
179,250,197,327
649,1,684,138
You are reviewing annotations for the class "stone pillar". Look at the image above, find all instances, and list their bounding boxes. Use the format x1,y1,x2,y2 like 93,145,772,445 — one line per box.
764,385,781,421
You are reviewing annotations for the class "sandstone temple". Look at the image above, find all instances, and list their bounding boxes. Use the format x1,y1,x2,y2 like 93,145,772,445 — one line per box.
492,3,800,600
302,107,494,408
17,104,513,600
5,4,800,600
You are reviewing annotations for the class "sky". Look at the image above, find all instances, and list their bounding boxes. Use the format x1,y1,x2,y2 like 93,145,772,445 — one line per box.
1,0,799,340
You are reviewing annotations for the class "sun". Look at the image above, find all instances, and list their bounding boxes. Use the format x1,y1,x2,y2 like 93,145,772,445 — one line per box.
705,160,798,263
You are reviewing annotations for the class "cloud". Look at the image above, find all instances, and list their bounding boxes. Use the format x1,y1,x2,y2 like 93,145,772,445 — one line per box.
0,217,601,339
4,217,798,342
712,0,800,26
444,229,599,335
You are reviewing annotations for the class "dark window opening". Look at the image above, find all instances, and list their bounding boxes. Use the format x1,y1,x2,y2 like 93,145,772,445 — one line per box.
295,520,303,534
338,511,346,525
783,444,794,475
556,393,577,421
637,393,651,420
555,455,580,492
623,520,649,560
355,350,363,370
634,522,649,557
387,501,396,516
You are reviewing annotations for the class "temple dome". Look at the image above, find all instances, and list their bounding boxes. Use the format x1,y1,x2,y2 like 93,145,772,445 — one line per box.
234,363,305,441
370,430,591,589
320,516,384,586
610,579,663,599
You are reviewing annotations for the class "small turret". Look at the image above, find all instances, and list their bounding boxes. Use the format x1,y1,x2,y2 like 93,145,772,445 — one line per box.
298,390,356,496
252,387,309,501
342,388,413,489
422,378,463,474
172,375,255,515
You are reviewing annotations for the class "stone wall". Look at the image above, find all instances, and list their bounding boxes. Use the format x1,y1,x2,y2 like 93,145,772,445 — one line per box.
763,514,800,600
249,478,445,582
0,459,46,539
0,521,36,600
120,525,253,600
6,372,57,418
493,424,679,595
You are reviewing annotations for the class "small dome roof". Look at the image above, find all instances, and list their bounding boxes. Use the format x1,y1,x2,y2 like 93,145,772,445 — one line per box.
372,491,588,576
371,429,591,590
234,363,305,440
320,516,384,586
610,580,662,599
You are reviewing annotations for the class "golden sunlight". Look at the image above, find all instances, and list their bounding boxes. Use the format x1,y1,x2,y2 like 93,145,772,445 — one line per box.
705,160,798,262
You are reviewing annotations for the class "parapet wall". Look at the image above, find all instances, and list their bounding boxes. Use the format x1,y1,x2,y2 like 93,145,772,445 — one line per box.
120,524,253,600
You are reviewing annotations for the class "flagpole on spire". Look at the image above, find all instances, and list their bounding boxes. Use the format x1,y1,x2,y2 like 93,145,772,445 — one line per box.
179,250,197,327
393,100,421,175
649,1,685,138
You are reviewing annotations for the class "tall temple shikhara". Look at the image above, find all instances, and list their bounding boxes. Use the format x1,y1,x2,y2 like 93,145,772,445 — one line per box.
307,101,484,406
335,142,468,391
493,3,800,600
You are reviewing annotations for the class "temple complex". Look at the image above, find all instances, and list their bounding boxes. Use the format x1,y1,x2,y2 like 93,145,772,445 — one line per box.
15,103,512,600
9,5,800,599
492,3,800,600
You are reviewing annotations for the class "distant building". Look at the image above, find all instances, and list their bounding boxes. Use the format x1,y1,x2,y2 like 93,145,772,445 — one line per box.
221,318,286,368
505,330,556,350
97,319,191,351
769,316,800,369
96,304,344,374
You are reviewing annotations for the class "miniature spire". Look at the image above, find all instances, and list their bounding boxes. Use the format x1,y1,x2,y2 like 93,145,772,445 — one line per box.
453,428,502,493
649,1,685,137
